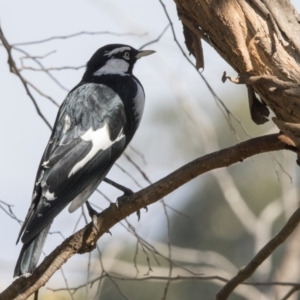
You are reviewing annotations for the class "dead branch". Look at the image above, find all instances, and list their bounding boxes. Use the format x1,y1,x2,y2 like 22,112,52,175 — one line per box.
173,0,300,147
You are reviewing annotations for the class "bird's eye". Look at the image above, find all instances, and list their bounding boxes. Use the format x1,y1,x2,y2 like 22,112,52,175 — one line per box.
123,52,130,60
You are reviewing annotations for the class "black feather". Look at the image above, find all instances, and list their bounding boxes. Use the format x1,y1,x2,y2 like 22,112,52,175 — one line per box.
14,44,150,276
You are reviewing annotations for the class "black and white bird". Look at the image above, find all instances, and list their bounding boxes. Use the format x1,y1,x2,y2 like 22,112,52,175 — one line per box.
14,44,155,277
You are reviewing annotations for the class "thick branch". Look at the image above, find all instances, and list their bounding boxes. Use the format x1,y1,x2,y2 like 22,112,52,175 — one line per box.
0,134,288,300
174,0,300,127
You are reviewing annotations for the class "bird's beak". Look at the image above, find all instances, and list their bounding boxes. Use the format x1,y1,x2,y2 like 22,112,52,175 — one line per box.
136,50,156,59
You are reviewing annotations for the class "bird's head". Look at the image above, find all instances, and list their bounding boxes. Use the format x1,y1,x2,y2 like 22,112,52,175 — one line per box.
83,44,155,79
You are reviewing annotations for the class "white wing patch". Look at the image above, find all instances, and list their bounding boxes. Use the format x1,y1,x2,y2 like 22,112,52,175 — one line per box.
62,114,71,134
133,79,145,125
104,46,131,57
44,190,56,201
94,59,129,76
68,123,124,177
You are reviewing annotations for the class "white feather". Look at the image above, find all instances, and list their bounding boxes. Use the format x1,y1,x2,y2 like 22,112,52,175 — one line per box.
44,190,56,201
94,58,129,76
104,46,131,57
68,123,124,177
62,114,71,134
133,79,145,125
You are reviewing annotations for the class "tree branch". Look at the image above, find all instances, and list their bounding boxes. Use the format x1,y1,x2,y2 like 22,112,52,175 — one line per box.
215,204,300,300
0,26,52,129
0,133,288,300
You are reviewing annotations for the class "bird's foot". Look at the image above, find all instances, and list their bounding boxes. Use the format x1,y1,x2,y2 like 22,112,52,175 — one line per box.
86,201,99,232
138,206,148,221
116,188,134,208
115,190,148,221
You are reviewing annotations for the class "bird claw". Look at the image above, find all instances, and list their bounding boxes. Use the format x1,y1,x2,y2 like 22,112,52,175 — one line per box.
116,189,134,209
123,188,134,196
86,201,99,232
115,190,145,221
136,207,148,221
86,201,98,217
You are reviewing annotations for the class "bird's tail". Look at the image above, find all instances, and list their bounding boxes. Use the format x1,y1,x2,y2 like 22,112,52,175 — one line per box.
13,224,51,277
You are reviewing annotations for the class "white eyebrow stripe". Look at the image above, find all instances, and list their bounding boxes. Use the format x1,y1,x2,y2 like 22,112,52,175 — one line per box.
104,46,131,57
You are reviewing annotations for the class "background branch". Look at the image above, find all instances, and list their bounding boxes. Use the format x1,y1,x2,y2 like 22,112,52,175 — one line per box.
216,205,300,300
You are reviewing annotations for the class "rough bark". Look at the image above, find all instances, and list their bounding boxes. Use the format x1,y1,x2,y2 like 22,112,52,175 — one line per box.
174,0,300,150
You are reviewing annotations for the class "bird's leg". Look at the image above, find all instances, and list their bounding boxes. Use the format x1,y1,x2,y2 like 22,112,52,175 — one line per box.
85,201,99,231
103,177,133,196
103,177,133,205
103,177,144,221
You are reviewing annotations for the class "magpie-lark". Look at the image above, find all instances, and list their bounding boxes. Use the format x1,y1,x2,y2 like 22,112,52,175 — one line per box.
14,44,155,277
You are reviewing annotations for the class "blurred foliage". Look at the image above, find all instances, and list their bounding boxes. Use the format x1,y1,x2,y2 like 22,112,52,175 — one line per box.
99,277,243,300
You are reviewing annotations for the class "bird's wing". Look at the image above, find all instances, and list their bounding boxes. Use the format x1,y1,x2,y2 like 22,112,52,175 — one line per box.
19,83,127,244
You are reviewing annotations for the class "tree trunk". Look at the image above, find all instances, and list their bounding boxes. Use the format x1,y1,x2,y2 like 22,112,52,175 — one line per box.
174,0,300,150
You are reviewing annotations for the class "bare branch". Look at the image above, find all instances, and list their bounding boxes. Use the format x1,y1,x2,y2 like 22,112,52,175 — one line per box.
26,80,60,107
0,133,288,300
12,31,147,46
0,200,22,224
13,46,69,92
216,204,300,299
128,145,147,165
0,26,52,129
115,161,144,188
161,201,172,300
139,24,170,50
20,50,56,60
281,286,300,300
19,65,85,72
123,153,151,184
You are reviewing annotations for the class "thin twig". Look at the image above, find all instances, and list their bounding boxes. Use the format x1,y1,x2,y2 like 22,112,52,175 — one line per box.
20,50,56,60
115,162,143,188
0,200,22,224
281,286,300,300
157,0,252,140
128,145,147,164
60,267,75,300
161,200,172,300
139,24,170,50
12,31,147,46
123,153,151,184
13,46,69,92
26,80,60,107
0,26,52,129
19,65,85,72
216,206,300,300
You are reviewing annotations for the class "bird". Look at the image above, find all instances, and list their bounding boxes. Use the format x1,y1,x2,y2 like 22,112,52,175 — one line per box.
14,44,155,277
